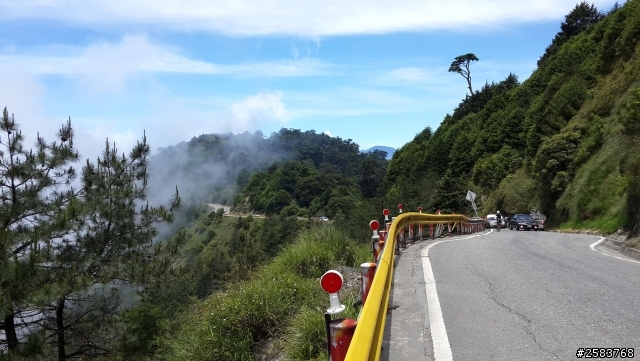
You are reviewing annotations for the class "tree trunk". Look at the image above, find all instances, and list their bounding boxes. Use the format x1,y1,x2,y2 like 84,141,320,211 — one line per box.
3,311,19,351
56,297,66,361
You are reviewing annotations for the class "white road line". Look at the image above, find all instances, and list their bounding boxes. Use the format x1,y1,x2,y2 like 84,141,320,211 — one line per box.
420,231,490,361
590,237,640,264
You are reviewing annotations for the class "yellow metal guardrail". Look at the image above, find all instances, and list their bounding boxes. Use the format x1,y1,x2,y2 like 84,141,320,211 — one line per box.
344,212,486,361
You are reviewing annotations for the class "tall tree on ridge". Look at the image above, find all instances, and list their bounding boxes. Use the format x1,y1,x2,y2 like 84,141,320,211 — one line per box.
448,53,479,95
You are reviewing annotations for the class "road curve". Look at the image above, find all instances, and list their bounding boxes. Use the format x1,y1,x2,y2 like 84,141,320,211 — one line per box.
383,230,640,361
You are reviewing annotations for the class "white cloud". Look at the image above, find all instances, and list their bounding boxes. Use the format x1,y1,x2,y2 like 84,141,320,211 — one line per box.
140,91,290,148
0,73,46,125
324,130,331,136
0,0,617,36
228,91,289,130
0,35,333,93
0,89,288,165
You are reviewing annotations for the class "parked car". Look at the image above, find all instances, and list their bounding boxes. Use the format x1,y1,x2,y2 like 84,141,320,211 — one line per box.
509,214,539,231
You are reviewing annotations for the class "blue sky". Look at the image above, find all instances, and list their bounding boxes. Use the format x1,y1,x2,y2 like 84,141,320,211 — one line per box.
0,0,619,161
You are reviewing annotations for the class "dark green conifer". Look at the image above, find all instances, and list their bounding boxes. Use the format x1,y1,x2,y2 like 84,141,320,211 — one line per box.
0,108,183,360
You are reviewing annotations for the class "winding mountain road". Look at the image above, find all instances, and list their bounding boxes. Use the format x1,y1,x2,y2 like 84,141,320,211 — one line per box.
383,230,640,361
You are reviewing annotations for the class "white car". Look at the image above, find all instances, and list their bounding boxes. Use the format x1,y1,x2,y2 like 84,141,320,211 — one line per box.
486,214,506,228
486,214,498,228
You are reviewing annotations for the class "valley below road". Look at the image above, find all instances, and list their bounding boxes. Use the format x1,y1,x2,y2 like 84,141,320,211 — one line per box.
385,230,640,361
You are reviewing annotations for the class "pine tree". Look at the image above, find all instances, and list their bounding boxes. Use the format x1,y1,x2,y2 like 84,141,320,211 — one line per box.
0,107,78,354
0,108,184,360
448,53,479,95
40,135,183,360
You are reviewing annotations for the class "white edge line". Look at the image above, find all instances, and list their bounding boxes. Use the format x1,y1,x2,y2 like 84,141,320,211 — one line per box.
590,237,640,264
420,230,491,361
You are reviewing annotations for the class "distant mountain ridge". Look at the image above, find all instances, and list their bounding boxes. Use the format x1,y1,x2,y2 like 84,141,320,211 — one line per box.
361,146,395,159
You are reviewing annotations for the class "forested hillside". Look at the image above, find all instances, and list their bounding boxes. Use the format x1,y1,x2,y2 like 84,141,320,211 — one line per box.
233,130,388,218
385,0,640,233
149,129,388,205
147,127,389,243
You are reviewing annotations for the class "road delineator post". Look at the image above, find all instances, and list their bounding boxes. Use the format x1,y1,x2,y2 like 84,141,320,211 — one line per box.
392,216,400,253
321,270,356,361
418,207,424,241
329,318,358,361
379,229,387,243
383,208,390,230
374,240,384,261
370,220,382,260
321,270,346,315
360,262,377,305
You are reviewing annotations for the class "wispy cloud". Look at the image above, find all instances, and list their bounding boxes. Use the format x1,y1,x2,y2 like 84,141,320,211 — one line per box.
0,0,615,36
49,90,290,162
0,35,334,92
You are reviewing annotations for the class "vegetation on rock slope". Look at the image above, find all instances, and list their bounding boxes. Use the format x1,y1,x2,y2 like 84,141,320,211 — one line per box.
384,0,640,234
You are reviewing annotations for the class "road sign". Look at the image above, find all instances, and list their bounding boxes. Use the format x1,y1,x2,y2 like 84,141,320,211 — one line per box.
466,190,476,202
466,190,479,217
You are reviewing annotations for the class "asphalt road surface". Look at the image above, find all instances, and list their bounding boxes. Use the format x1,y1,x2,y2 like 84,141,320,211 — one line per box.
383,230,640,361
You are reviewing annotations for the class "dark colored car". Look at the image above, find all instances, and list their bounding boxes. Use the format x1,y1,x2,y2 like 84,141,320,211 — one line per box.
509,214,539,231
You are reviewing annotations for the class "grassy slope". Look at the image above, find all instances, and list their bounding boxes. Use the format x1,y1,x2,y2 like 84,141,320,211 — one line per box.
161,225,371,361
556,44,640,232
